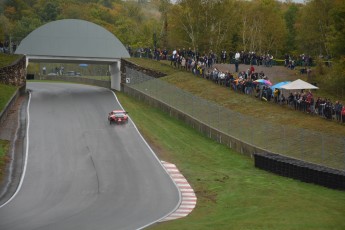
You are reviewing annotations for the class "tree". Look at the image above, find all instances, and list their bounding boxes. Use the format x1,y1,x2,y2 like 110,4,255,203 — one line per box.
296,0,334,57
4,0,30,20
237,0,287,55
38,1,61,22
12,16,42,41
99,0,113,9
0,14,13,40
58,2,89,20
328,0,345,58
168,1,200,51
284,3,299,53
168,0,238,54
155,0,170,49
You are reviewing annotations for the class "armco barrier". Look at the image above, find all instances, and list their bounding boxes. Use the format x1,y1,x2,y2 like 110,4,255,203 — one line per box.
254,153,345,190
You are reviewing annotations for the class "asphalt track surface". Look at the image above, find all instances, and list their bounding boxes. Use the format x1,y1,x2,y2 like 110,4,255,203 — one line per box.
0,82,180,230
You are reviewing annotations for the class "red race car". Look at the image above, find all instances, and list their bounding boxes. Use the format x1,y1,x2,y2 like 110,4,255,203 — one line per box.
108,110,129,124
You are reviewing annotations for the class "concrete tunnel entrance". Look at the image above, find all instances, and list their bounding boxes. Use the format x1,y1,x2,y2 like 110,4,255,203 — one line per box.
15,19,130,91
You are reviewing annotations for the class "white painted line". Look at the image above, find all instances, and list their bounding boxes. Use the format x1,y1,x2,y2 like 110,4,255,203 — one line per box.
174,210,191,214
181,201,197,205
166,169,179,173
0,93,31,209
164,164,177,168
170,212,188,216
182,197,197,201
180,188,194,192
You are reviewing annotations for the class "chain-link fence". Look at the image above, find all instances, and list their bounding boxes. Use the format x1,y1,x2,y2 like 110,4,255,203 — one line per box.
125,67,345,171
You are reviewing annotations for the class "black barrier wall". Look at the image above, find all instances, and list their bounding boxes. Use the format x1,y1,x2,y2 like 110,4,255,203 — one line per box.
254,153,345,190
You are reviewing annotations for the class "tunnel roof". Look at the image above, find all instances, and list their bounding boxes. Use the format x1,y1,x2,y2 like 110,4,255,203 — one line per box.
15,19,130,59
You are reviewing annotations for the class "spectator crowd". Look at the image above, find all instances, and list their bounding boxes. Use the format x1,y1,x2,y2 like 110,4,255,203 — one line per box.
0,40,17,54
129,46,344,124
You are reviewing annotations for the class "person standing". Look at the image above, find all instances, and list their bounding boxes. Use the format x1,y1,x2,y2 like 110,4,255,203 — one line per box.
249,65,255,75
334,101,343,122
221,50,227,64
274,88,279,103
234,51,240,72
341,105,345,123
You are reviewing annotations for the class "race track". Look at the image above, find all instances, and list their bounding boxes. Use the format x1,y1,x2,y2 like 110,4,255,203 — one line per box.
0,82,180,230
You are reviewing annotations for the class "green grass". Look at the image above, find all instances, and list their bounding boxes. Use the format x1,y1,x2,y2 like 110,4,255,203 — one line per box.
0,53,22,68
0,83,17,112
127,58,345,137
116,91,345,230
0,83,16,180
126,58,178,75
0,140,9,179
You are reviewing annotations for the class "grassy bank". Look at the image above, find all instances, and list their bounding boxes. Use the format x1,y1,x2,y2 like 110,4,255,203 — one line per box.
116,92,345,230
0,83,16,182
0,54,22,182
0,53,22,68
0,140,9,180
127,58,345,136
0,83,17,112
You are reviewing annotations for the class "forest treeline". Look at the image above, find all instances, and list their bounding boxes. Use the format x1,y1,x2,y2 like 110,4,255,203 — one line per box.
0,0,344,91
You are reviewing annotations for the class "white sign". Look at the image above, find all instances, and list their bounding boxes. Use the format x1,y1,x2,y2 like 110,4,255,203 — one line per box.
126,78,130,84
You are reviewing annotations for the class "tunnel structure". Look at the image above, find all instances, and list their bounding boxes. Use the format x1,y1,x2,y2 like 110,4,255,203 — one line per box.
15,19,130,91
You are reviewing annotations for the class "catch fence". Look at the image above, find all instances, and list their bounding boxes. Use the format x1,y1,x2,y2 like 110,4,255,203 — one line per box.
125,67,345,171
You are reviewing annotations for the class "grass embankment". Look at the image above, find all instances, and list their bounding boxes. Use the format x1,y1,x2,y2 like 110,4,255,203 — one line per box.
0,53,22,68
127,58,345,136
0,140,10,180
0,83,17,180
116,92,345,230
0,83,17,112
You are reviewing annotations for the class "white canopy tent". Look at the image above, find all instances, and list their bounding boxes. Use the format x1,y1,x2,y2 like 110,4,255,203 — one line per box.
280,79,319,90
277,79,318,104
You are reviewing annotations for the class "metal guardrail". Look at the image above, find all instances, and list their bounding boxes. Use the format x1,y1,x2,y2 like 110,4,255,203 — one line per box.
125,67,345,171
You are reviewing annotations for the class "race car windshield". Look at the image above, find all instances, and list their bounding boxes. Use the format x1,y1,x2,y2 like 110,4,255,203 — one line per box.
115,113,126,117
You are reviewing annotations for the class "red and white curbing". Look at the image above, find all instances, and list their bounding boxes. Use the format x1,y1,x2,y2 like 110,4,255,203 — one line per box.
160,161,197,222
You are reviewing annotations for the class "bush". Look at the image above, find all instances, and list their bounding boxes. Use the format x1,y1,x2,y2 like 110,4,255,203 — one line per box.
315,57,345,99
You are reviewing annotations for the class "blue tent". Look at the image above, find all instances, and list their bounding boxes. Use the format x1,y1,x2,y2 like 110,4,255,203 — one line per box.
270,81,291,92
